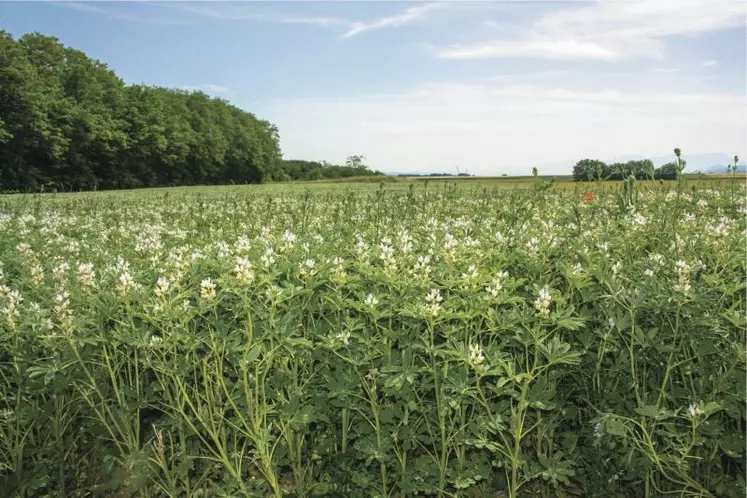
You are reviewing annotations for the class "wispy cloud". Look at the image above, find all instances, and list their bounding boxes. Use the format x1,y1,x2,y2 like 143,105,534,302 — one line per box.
436,0,746,60
259,80,745,174
154,2,349,27
152,1,443,39
699,60,718,67
340,3,443,39
54,1,194,26
181,84,232,95
439,39,617,61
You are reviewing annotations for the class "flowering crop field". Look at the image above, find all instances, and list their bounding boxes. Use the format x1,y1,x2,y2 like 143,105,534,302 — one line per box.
0,181,744,497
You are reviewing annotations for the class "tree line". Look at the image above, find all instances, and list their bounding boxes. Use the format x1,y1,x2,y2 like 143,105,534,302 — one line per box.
571,158,684,182
0,31,379,192
274,156,382,182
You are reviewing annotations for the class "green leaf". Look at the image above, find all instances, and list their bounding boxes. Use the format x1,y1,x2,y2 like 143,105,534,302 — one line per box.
634,405,660,418
605,418,628,437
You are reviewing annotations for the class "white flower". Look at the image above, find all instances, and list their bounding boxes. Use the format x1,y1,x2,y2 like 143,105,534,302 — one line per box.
260,247,276,267
335,331,351,346
117,271,137,296
644,269,654,277
525,237,539,253
0,288,22,327
649,253,665,265
235,235,251,253
423,289,444,316
468,344,485,366
299,258,316,277
611,261,622,277
534,286,552,316
330,256,346,281
425,288,443,303
76,263,95,289
265,284,282,300
53,292,73,327
200,278,217,301
411,255,432,279
52,261,70,281
687,403,702,419
593,421,603,441
282,229,297,245
364,293,379,307
234,257,255,284
461,264,479,280
485,271,508,298
378,244,395,263
674,260,692,294
154,276,170,298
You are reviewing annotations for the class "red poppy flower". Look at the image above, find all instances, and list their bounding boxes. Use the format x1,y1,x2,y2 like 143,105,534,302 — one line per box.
583,191,596,202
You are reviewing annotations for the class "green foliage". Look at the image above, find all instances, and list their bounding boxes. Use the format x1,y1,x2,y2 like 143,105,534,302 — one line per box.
573,159,658,182
275,159,384,182
345,155,368,171
0,31,282,192
0,181,744,497
654,162,679,180
573,159,607,181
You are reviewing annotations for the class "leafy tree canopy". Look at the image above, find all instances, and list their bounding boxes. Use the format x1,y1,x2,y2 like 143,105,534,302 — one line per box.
0,31,283,191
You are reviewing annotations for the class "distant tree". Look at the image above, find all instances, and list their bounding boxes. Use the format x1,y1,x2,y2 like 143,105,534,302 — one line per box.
276,159,382,181
644,160,655,181
728,154,740,174
654,162,678,180
0,30,282,191
532,167,538,177
346,155,368,170
572,159,607,182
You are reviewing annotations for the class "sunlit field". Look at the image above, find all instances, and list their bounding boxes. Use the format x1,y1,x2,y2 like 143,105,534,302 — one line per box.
0,179,744,497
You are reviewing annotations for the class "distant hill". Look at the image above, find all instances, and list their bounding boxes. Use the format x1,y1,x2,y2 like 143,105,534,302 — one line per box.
700,164,746,173
610,152,745,173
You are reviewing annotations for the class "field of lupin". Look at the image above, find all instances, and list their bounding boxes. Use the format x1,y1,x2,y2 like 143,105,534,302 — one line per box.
0,179,744,497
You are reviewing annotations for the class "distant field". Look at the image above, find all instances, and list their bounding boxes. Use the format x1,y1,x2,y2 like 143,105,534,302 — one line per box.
2,173,743,197
290,173,745,191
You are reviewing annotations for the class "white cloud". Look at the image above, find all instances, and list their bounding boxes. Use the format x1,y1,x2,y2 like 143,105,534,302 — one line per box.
439,39,618,60
340,3,443,39
181,84,232,95
699,60,718,67
151,1,442,39
257,81,746,175
55,1,194,25
155,2,349,27
437,0,745,60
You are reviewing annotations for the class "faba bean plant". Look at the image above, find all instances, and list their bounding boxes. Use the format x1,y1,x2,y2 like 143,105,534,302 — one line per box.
0,181,744,497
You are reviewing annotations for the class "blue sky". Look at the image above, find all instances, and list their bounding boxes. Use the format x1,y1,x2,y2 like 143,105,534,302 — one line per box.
1,0,745,174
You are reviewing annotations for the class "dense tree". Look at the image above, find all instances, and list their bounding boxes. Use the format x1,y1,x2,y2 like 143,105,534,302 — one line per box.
573,158,657,182
276,159,383,181
654,162,679,180
572,159,607,181
0,31,282,191
345,155,368,171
